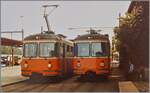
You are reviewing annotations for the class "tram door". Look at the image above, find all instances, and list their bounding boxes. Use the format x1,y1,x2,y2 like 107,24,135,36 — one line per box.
59,43,65,76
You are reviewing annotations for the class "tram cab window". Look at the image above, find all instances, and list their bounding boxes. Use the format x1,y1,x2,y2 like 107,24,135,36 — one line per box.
91,42,109,57
39,42,55,57
91,43,103,57
24,43,37,57
77,43,90,57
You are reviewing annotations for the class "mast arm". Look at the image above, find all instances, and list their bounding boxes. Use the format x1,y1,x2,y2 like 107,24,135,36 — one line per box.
44,15,51,32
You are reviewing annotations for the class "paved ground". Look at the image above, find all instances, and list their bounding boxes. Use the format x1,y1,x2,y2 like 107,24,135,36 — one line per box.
1,66,28,86
134,81,149,92
1,66,148,92
1,77,119,92
1,68,125,92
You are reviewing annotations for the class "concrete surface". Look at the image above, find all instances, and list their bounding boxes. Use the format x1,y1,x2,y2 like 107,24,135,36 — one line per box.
1,66,28,86
134,81,149,92
1,68,123,92
119,81,139,92
2,76,119,92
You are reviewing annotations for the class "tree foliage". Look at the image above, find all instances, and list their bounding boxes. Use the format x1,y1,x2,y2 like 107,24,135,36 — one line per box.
113,2,149,80
0,46,22,55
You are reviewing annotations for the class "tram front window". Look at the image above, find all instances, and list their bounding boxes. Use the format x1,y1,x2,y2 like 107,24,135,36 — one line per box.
24,43,37,57
77,43,90,57
91,42,108,57
40,42,55,57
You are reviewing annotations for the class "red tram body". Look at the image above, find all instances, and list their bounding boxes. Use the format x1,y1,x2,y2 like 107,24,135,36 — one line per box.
21,5,74,79
72,30,111,79
21,32,73,78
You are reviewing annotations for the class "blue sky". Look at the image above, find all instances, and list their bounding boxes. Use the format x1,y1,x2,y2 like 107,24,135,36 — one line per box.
1,1,131,42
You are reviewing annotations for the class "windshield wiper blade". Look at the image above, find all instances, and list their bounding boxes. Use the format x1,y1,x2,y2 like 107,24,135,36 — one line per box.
28,56,35,59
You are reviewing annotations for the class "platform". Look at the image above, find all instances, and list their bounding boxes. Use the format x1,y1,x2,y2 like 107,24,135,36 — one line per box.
1,66,28,86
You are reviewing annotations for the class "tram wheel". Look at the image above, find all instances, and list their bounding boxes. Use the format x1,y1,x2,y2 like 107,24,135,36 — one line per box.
86,71,96,82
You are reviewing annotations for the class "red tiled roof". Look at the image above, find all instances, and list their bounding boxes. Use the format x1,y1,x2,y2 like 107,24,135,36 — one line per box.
1,37,23,47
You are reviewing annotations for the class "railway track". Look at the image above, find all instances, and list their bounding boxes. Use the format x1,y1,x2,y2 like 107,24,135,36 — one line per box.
1,76,121,92
1,68,124,92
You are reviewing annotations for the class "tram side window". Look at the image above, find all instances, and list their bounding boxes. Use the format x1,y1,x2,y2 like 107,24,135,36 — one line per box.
77,43,90,57
24,43,37,57
39,42,55,57
101,42,109,56
63,44,66,57
73,44,78,56
66,45,73,57
70,47,73,56
67,45,70,52
55,43,60,57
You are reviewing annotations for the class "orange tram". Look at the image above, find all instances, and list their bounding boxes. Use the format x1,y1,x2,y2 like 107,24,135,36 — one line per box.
21,31,74,79
72,29,111,80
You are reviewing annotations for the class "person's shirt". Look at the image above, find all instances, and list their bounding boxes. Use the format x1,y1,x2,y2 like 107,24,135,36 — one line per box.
129,63,134,73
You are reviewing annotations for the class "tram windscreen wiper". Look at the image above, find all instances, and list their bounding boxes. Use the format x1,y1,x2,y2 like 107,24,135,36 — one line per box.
28,56,34,60
95,52,104,57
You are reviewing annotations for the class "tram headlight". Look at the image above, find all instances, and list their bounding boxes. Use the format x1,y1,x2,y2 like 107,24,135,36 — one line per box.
48,63,52,68
77,62,81,68
24,63,28,68
99,62,105,67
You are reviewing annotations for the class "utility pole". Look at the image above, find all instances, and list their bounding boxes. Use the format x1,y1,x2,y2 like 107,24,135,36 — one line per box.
21,29,24,41
117,13,121,67
119,13,121,27
20,16,24,40
41,26,43,33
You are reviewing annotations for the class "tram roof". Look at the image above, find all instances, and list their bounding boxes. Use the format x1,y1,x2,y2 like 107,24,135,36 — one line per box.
24,32,73,46
63,39,74,46
24,33,60,41
74,33,109,41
